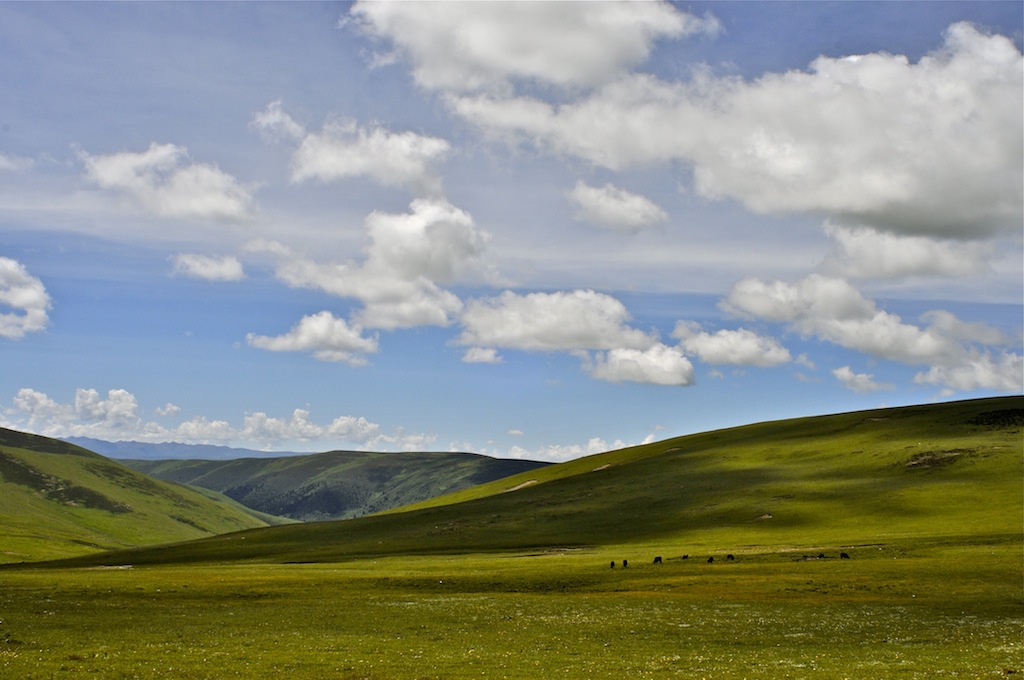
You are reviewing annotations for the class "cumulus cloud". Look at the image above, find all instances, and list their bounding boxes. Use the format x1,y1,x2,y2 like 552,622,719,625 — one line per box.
585,344,694,386
724,273,1022,393
459,289,655,352
832,366,894,393
447,22,1022,240
8,387,142,437
914,350,1023,394
725,274,955,363
673,322,791,367
155,403,181,417
4,386,431,451
349,0,719,93
171,253,245,281
240,409,381,445
249,99,305,143
0,257,51,339
246,311,379,365
251,102,450,195
81,142,254,221
458,289,696,385
462,347,502,364
820,223,993,279
254,198,491,330
569,181,668,231
506,436,628,463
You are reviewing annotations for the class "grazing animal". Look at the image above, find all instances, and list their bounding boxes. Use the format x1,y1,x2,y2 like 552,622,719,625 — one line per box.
653,556,662,565
840,552,851,559
707,556,714,564
727,554,735,561
610,561,616,569
681,554,689,560
623,559,628,568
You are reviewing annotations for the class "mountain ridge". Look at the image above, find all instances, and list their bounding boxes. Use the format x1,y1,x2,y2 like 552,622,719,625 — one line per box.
120,450,550,521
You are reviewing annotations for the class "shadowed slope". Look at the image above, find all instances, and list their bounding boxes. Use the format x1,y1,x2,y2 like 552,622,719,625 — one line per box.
121,451,549,521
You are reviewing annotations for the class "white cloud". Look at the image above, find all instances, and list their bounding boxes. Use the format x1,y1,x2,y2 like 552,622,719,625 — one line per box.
349,0,718,93
292,120,450,195
249,99,305,142
585,344,694,386
246,311,379,365
457,289,701,385
724,274,958,364
569,181,668,231
255,198,491,331
673,322,791,367
820,223,993,279
724,273,1022,393
155,403,181,417
832,366,894,393
7,387,142,438
171,253,245,281
462,347,502,364
81,143,253,221
459,289,655,352
252,102,450,195
4,387,429,451
0,152,33,172
506,436,626,463
448,22,1022,240
242,409,335,443
74,388,142,429
0,257,51,339
363,198,491,285
914,350,1023,394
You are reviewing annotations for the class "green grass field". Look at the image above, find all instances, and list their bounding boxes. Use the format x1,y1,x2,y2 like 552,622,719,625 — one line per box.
0,540,1019,678
1,397,1021,677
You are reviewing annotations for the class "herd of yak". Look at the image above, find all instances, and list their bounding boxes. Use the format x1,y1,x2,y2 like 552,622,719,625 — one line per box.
610,552,851,568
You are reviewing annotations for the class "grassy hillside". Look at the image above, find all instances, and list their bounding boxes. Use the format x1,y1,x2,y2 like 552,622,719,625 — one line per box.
0,428,284,564
120,450,549,521
36,396,1022,568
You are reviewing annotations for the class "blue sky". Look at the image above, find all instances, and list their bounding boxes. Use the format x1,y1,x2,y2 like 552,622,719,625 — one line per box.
1,1,1021,461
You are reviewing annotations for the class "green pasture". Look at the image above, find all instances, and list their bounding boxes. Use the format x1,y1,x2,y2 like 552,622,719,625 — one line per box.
1,398,1020,677
0,537,1020,679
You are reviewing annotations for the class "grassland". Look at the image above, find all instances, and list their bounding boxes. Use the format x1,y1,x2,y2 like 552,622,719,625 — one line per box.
0,428,280,564
0,541,1019,678
0,397,1020,678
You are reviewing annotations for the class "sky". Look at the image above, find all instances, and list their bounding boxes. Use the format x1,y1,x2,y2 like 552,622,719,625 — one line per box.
0,1,1021,462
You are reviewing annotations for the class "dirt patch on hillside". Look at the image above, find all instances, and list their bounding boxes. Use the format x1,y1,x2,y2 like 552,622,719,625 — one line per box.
504,479,538,493
904,448,978,469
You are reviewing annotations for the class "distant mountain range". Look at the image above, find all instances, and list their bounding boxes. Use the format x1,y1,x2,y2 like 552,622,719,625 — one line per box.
64,437,307,461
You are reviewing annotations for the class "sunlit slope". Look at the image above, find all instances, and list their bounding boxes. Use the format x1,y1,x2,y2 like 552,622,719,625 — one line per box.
31,397,1023,567
122,451,549,521
0,428,278,563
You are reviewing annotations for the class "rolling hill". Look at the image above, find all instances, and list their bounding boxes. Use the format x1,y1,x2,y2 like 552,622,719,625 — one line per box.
119,450,550,521
31,396,1022,568
0,428,287,564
